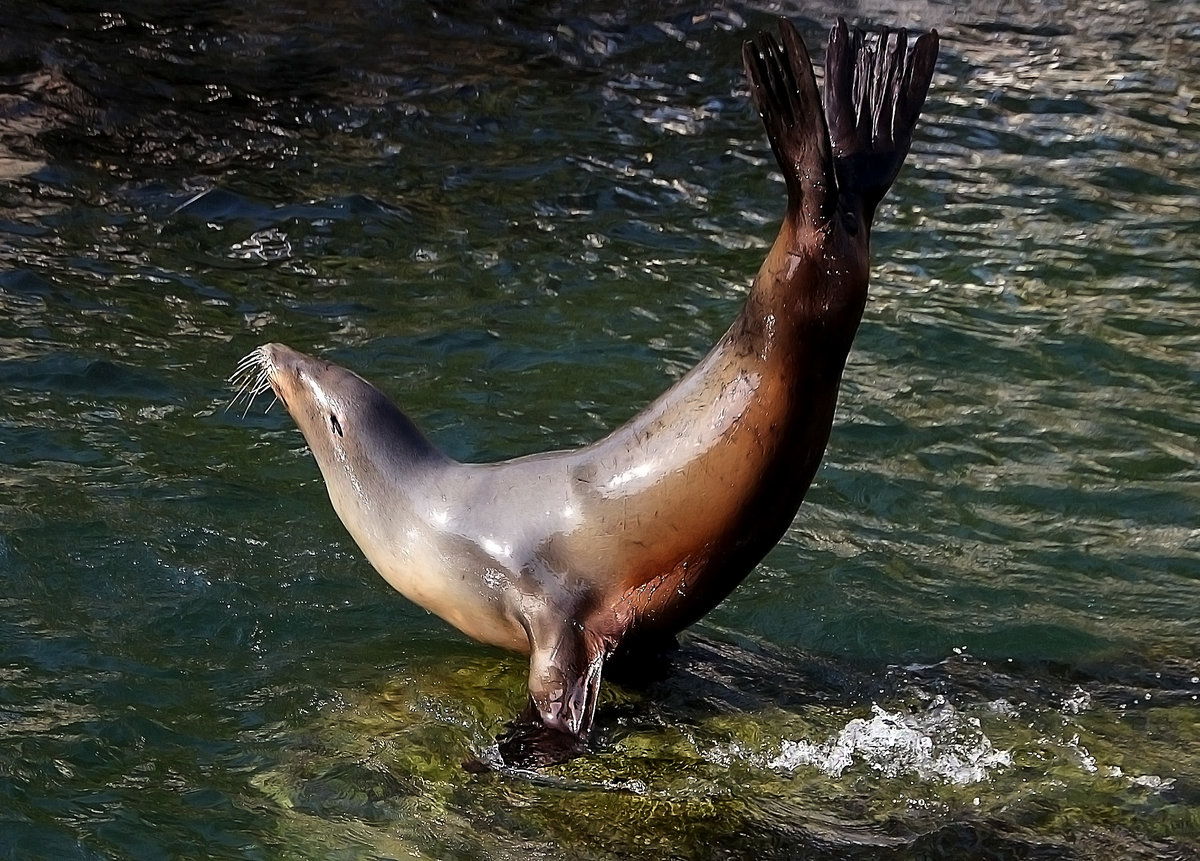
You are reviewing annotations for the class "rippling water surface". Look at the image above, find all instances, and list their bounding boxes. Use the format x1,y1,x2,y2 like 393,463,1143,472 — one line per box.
2,0,1198,858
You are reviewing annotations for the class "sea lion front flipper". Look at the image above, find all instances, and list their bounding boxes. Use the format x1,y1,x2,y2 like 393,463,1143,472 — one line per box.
496,619,607,768
823,18,939,227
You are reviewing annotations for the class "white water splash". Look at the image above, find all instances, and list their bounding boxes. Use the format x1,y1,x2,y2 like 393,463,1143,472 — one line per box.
769,703,1012,785
1061,686,1092,715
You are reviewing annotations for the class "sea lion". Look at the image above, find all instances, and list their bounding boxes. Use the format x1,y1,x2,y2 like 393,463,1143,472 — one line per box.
231,17,939,767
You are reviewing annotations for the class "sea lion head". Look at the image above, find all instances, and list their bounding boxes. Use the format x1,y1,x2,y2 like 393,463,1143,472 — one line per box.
231,343,443,520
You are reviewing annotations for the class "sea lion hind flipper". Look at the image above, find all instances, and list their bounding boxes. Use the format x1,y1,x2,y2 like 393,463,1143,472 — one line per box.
742,18,836,227
823,18,939,226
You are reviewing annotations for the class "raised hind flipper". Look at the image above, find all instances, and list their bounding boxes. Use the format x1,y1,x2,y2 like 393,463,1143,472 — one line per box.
743,18,939,233
824,18,939,228
742,19,837,228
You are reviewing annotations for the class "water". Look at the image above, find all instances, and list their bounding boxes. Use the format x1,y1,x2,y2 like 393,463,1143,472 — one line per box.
2,0,1198,857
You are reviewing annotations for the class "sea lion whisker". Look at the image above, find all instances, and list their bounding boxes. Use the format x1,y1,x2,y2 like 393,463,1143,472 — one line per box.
228,366,257,399
227,349,273,415
237,386,261,419
226,369,258,412
229,349,261,379
225,382,250,414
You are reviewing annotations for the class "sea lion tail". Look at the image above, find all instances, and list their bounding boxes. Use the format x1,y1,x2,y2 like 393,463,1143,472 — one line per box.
742,18,938,230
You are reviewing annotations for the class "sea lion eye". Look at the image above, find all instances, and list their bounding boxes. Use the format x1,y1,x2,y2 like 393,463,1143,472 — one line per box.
329,413,343,437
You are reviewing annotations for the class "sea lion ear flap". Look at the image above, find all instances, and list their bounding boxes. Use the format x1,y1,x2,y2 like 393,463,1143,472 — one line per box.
742,18,837,227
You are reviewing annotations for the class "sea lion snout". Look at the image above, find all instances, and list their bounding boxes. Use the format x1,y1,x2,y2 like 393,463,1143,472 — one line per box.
257,342,304,397
255,345,352,443
230,343,347,437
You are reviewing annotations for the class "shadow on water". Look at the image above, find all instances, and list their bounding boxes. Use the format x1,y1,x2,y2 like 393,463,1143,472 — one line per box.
1,0,1198,858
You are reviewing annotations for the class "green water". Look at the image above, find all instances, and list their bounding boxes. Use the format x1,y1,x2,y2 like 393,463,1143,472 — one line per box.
2,1,1197,858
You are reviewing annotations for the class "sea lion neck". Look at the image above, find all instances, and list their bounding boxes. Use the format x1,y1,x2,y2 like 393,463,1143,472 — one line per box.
735,212,871,362
257,343,449,503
